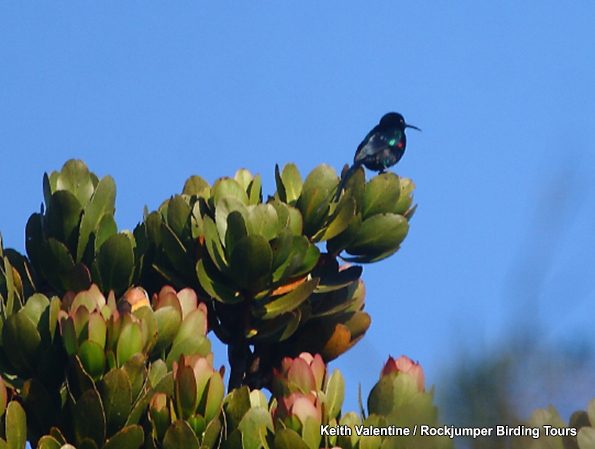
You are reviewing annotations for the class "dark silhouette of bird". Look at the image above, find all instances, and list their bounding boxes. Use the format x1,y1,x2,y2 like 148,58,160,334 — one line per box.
335,112,420,199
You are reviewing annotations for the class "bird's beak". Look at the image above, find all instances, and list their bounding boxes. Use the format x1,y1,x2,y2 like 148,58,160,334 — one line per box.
406,123,422,131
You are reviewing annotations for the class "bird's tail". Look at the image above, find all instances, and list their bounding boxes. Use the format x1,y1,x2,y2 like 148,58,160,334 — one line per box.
334,162,361,201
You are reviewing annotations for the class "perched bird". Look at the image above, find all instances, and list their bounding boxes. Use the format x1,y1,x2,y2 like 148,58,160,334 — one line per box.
336,112,420,199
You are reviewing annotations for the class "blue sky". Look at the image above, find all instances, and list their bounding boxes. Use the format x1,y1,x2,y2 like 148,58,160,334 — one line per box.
1,2,594,419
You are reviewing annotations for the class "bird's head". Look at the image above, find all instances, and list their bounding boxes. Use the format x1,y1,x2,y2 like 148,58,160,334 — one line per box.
380,112,421,131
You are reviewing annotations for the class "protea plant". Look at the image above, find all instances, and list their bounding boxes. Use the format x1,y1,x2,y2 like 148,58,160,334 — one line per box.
0,159,591,449
25,160,136,297
135,163,416,389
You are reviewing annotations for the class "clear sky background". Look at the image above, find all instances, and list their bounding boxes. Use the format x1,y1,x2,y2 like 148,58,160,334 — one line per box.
1,2,594,422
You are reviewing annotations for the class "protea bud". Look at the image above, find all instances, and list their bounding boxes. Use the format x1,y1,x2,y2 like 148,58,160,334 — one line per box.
173,354,224,423
274,391,323,429
381,355,425,392
274,352,326,394
270,352,344,449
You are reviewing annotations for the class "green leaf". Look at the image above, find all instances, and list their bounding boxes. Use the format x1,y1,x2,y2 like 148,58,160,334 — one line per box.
325,369,345,419
21,292,49,330
215,197,248,244
212,178,249,205
346,214,408,257
165,335,211,369
25,213,44,278
256,278,318,320
3,312,41,375
162,420,200,449
250,309,301,343
362,172,401,219
20,379,58,446
36,436,62,449
67,355,96,400
245,204,280,241
394,177,415,215
6,401,27,449
148,359,168,388
314,265,362,294
56,159,95,206
234,168,254,190
78,340,106,380
41,238,76,294
204,373,224,422
0,378,6,417
274,429,309,449
587,399,595,430
247,174,262,205
116,321,143,367
153,306,182,354
318,197,356,242
46,190,83,250
228,235,273,290
99,368,132,436
94,214,118,253
160,223,195,282
277,163,303,205
238,407,273,449
166,195,191,237
578,427,595,449
196,259,243,303
301,416,322,449
174,365,197,419
174,308,208,347
225,211,248,256
103,425,144,449
96,233,134,296
276,236,320,281
76,176,116,262
297,164,338,237
72,388,106,448
202,418,222,449
183,175,210,197
203,217,228,272
223,386,251,432
367,375,394,416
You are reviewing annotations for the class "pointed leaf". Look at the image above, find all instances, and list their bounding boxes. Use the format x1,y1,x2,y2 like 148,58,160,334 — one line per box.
256,278,318,320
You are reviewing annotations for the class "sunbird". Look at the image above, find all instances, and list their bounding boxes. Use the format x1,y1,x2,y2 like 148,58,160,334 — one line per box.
336,112,420,199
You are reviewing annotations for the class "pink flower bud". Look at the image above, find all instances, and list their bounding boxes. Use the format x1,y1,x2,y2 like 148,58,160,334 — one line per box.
381,355,425,391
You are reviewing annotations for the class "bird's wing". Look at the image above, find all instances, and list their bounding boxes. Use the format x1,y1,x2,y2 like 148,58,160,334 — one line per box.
354,129,388,163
